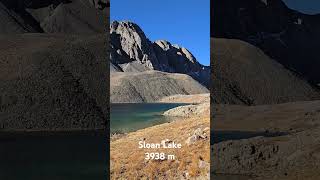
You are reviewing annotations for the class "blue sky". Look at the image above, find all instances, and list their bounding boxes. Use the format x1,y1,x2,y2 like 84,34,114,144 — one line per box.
283,0,320,14
111,0,210,66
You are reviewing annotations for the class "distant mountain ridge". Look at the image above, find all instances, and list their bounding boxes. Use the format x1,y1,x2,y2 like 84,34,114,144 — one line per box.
0,0,109,34
110,21,210,87
212,0,320,85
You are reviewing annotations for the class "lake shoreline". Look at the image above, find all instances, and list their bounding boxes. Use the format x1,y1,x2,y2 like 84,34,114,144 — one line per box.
110,103,188,134
110,101,210,179
110,93,210,136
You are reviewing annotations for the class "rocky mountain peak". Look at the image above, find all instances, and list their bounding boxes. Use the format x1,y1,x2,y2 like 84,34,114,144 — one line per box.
110,20,210,87
111,21,145,38
110,21,159,70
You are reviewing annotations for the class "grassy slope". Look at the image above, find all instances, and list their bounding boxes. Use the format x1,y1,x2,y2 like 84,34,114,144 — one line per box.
111,111,210,179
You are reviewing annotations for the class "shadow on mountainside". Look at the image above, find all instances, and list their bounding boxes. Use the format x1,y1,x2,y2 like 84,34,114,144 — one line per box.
212,130,288,144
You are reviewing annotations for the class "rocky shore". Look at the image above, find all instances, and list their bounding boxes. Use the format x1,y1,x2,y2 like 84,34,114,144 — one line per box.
158,93,210,104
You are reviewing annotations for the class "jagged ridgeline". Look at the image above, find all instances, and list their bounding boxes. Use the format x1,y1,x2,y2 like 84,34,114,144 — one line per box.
0,0,109,33
110,21,210,103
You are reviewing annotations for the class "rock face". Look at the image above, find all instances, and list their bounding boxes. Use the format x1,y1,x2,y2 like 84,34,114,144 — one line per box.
212,0,320,85
0,0,108,34
110,71,208,103
110,21,210,87
211,38,320,105
110,21,160,70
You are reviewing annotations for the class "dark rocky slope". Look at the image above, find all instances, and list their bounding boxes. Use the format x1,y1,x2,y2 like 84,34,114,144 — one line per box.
0,1,40,33
211,38,320,105
0,34,108,130
212,0,320,85
0,0,109,130
111,71,208,103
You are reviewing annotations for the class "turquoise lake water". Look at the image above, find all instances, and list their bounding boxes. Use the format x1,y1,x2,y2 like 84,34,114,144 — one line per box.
110,103,186,134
